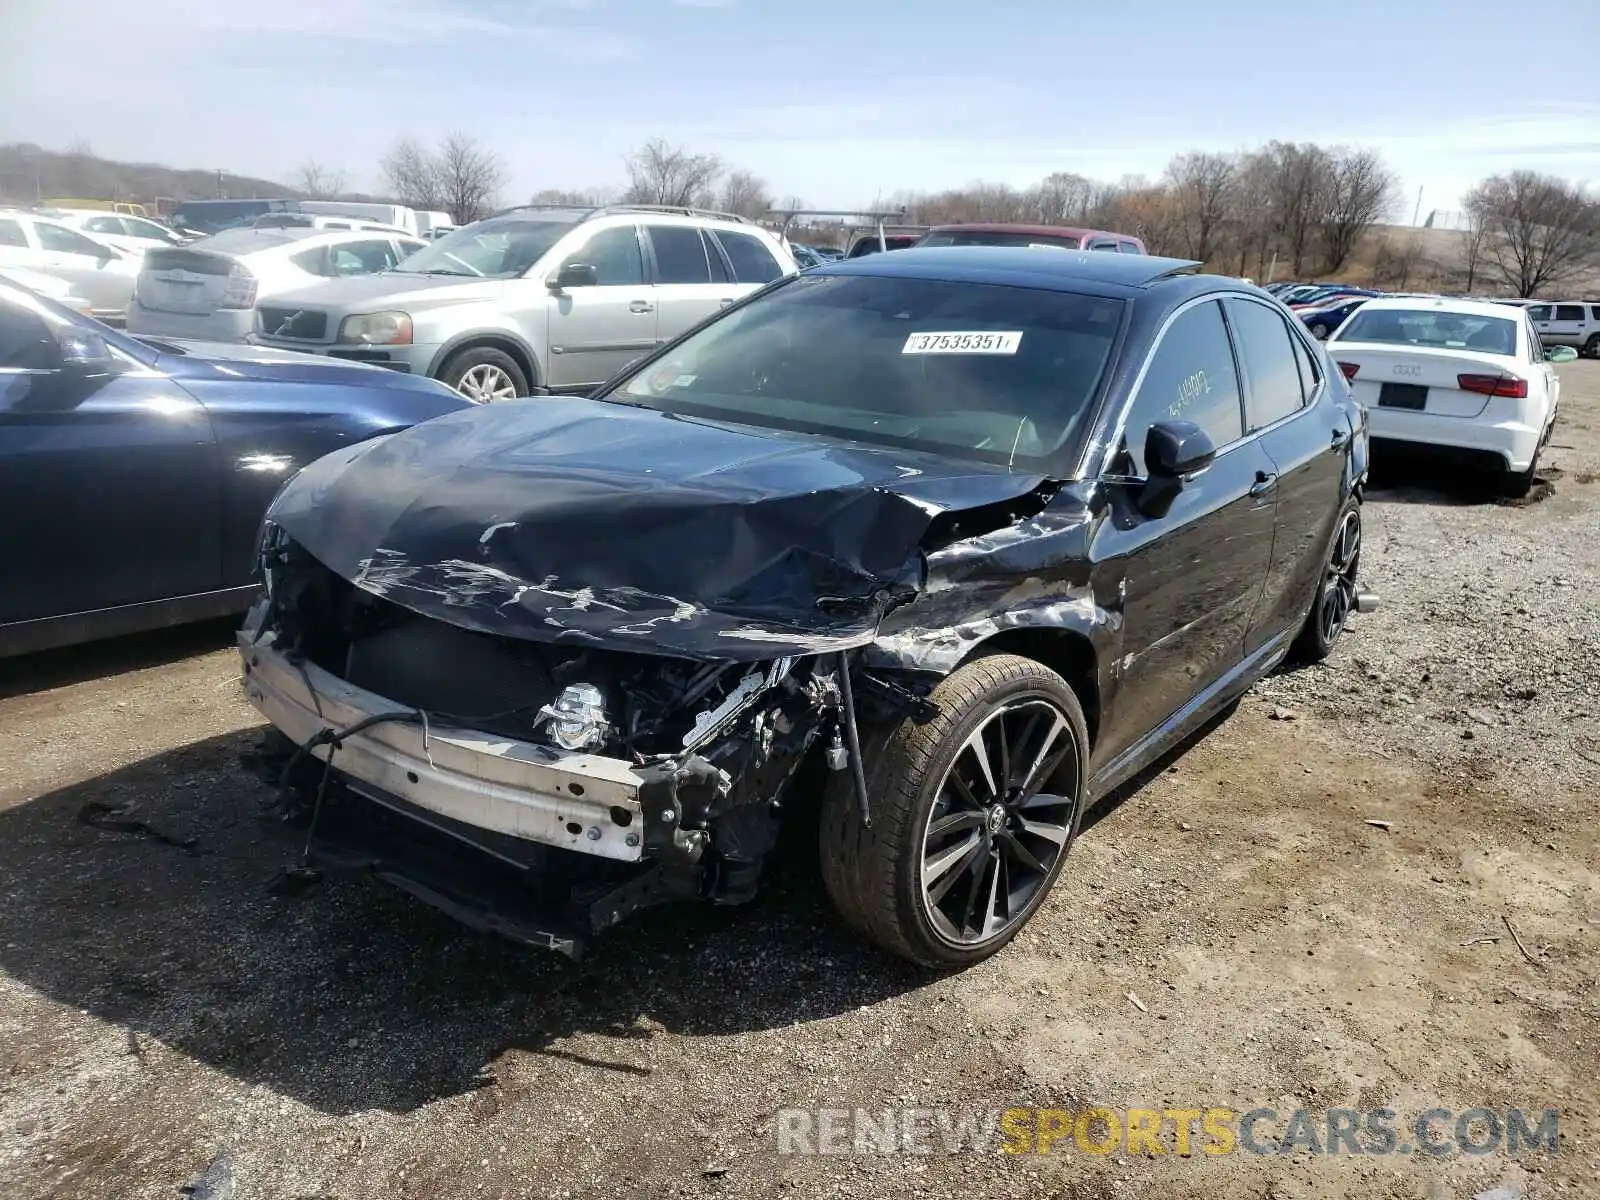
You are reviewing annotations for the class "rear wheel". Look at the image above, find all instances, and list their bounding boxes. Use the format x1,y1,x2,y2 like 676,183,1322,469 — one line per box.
438,346,529,402
820,654,1088,970
1583,334,1599,359
1499,459,1536,498
1291,499,1362,663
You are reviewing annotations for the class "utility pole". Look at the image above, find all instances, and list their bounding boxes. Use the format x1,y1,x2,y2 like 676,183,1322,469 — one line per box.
1411,186,1423,227
216,168,225,199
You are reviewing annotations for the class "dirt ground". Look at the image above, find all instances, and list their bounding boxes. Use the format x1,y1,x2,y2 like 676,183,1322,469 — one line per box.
2,366,1597,1200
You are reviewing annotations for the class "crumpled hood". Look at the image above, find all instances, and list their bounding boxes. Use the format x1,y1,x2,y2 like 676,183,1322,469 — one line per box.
267,397,1049,660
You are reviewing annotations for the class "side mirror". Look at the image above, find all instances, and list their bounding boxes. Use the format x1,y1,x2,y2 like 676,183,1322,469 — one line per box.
548,262,598,290
57,328,117,378
1136,420,1215,518
1545,345,1578,364
1146,420,1216,477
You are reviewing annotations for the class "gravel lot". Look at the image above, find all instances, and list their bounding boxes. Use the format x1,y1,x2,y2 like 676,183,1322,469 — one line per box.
2,364,1597,1200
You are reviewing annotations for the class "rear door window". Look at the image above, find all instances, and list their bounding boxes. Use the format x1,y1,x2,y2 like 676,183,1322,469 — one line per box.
1122,299,1244,473
647,225,713,284
0,219,27,247
1555,304,1585,322
715,229,785,283
1225,298,1307,429
328,239,398,276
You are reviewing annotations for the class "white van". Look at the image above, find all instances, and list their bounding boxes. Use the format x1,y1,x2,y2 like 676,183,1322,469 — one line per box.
415,210,455,236
296,201,420,236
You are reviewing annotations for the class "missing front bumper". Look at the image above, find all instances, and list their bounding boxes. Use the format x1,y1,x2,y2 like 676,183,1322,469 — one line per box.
238,630,647,863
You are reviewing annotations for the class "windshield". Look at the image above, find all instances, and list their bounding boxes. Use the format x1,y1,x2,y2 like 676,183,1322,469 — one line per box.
1333,308,1518,354
605,273,1124,469
393,217,576,278
921,230,1082,250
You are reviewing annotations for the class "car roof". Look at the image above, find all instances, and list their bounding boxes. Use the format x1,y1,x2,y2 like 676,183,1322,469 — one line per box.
189,228,326,253
816,245,1202,293
926,223,1139,242
1354,295,1522,320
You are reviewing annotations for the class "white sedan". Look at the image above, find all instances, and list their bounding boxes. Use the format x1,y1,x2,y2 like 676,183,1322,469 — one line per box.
127,227,425,343
1326,296,1575,495
0,211,142,321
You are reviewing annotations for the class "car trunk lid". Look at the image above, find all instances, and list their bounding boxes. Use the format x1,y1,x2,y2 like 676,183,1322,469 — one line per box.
1328,344,1523,418
137,247,250,316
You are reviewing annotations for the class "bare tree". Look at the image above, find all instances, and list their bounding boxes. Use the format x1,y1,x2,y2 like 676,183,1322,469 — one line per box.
380,133,504,222
435,132,506,224
717,169,772,220
1460,206,1491,293
1317,147,1397,273
1252,141,1334,276
1163,152,1237,263
380,137,446,211
293,159,348,199
531,187,613,206
1466,171,1600,297
623,138,722,208
1028,171,1097,224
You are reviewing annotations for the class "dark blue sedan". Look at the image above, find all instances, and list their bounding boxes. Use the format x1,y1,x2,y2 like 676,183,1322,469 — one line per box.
0,278,471,656
1299,296,1371,340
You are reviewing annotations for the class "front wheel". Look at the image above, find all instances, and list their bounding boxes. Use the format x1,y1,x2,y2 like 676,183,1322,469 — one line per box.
1582,334,1600,360
1291,499,1362,663
820,654,1089,970
438,346,529,402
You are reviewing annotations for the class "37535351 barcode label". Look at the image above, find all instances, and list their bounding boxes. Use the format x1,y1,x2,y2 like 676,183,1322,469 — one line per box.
901,331,1023,355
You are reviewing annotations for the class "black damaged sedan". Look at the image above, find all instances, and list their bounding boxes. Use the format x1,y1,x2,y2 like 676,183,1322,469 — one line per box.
242,248,1376,968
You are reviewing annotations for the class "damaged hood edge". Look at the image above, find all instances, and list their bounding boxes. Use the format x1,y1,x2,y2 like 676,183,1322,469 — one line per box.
268,398,1059,661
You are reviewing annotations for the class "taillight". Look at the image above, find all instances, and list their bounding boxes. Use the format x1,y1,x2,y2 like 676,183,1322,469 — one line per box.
1337,361,1360,380
1456,373,1527,398
219,266,258,310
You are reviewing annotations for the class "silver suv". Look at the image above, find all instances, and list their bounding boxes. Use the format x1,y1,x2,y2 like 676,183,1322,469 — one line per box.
251,204,798,399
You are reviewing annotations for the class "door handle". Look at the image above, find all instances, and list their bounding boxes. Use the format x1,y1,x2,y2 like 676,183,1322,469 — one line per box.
1330,426,1350,447
628,300,654,314
1249,470,1278,498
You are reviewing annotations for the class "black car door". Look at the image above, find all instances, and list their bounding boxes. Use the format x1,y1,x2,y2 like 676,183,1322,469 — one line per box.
1223,296,1347,649
0,293,221,627
1090,298,1278,770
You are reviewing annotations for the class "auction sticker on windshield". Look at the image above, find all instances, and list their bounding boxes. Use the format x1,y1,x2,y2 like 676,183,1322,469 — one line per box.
902,331,1023,355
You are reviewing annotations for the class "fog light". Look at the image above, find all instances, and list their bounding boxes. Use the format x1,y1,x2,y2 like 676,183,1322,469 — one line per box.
538,683,610,752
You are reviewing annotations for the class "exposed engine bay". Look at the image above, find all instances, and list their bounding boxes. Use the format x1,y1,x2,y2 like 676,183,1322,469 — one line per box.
245,527,934,956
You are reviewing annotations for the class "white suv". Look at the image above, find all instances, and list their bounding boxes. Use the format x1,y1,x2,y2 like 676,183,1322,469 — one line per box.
250,204,797,400
1525,301,1600,358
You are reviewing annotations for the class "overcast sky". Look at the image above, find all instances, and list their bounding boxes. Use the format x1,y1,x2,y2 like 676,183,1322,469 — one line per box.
4,0,1596,219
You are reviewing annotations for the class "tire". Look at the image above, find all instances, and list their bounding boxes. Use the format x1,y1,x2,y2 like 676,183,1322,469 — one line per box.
819,653,1089,970
1291,497,1363,664
1499,460,1536,499
437,346,529,402
1583,334,1600,360
1309,323,1329,340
